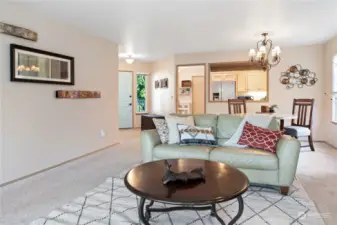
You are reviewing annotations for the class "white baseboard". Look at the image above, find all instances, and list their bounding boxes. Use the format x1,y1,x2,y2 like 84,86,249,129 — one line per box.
316,140,337,149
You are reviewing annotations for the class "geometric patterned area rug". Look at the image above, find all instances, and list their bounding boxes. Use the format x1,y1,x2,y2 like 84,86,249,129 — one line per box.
30,169,326,225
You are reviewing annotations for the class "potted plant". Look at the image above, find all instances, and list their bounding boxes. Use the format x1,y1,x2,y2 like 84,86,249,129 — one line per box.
269,104,278,113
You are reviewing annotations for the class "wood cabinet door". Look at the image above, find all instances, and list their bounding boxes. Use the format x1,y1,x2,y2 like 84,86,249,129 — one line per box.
237,73,247,92
259,74,267,91
247,74,267,91
224,74,236,81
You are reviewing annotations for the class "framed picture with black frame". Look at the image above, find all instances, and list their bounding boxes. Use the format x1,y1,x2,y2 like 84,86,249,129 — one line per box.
10,44,75,85
161,78,168,88
155,80,160,89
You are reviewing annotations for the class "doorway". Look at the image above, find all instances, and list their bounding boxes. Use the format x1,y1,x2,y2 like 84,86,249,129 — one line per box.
176,64,206,114
118,71,133,128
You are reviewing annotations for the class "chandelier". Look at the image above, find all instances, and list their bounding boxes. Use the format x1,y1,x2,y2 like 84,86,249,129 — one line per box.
248,33,281,71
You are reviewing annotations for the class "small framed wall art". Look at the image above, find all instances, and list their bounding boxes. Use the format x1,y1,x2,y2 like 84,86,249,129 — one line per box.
155,80,160,89
56,90,101,99
0,22,38,42
10,44,75,85
161,78,168,88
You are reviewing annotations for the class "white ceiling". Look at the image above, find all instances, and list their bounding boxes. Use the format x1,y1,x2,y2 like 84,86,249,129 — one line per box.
9,0,337,62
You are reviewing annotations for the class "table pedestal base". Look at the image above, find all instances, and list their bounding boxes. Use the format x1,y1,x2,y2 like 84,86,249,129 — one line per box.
138,196,244,225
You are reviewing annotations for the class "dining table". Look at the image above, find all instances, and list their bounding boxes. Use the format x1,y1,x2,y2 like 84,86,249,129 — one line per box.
273,114,298,130
255,113,298,130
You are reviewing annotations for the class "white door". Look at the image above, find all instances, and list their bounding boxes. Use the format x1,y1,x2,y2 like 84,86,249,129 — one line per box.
237,72,247,92
118,71,133,128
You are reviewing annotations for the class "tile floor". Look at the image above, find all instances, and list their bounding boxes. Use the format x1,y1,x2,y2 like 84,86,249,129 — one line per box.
1,131,336,225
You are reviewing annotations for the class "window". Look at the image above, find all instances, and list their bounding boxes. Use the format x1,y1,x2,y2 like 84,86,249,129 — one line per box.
136,74,147,113
333,56,337,122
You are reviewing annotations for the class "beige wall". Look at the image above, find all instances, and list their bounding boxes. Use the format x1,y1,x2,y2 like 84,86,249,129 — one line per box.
151,56,176,115
119,61,153,128
323,36,337,147
175,45,325,141
0,3,119,184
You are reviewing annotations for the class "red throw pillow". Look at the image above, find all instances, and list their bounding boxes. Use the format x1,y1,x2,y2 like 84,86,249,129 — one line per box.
237,122,283,153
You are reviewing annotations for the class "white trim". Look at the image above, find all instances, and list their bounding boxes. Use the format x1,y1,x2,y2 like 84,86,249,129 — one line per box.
332,56,337,122
332,92,337,123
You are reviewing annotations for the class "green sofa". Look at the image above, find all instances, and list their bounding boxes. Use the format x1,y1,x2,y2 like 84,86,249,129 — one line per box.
140,114,301,195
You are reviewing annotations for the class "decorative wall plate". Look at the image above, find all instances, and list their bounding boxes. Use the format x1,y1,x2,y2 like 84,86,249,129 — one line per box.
0,22,38,41
280,64,317,89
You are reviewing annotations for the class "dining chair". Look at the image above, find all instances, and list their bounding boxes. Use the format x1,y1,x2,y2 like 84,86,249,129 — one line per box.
284,98,315,151
228,99,247,114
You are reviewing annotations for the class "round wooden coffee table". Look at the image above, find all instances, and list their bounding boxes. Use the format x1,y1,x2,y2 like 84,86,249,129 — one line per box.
124,159,249,225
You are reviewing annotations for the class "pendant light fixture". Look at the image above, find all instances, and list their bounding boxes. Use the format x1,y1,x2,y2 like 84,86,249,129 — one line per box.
248,33,281,71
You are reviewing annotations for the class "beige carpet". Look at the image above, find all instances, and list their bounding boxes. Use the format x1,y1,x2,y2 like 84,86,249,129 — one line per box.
1,132,337,225
30,169,325,225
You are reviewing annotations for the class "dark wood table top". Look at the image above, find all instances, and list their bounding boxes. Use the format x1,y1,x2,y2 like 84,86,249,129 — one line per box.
124,159,249,205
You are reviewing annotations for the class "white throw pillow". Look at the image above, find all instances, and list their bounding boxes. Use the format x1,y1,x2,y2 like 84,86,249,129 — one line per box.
177,124,216,146
165,115,195,144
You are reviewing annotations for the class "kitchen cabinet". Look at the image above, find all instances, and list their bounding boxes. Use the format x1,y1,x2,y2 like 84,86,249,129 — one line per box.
237,73,247,92
247,74,267,91
211,73,236,82
237,72,267,92
208,63,269,102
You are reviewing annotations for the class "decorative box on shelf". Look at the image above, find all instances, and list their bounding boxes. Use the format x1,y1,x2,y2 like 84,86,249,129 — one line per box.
261,105,270,113
181,80,192,87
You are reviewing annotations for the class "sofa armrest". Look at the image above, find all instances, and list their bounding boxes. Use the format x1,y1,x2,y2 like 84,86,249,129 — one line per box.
141,129,161,162
276,135,301,186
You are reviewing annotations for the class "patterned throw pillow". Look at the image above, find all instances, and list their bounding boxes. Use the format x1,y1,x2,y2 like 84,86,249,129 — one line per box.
153,118,169,144
165,115,195,144
177,124,217,146
237,122,283,153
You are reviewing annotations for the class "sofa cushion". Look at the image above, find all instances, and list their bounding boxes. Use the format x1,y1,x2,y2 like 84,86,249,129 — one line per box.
153,144,213,160
217,114,243,139
216,115,280,146
194,114,218,134
152,118,169,143
165,115,195,144
209,147,278,170
284,126,310,137
238,122,283,153
177,124,216,146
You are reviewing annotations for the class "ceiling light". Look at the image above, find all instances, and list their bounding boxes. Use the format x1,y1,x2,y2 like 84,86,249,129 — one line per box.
248,33,281,71
125,55,134,64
